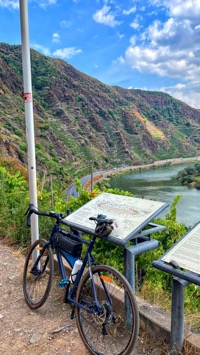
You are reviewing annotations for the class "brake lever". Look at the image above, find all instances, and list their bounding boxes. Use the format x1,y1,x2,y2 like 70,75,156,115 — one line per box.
25,204,36,227
24,204,31,216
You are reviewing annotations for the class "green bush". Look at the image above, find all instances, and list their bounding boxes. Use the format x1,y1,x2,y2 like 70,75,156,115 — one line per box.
0,166,199,323
136,195,187,292
0,165,68,245
0,167,29,244
177,164,200,187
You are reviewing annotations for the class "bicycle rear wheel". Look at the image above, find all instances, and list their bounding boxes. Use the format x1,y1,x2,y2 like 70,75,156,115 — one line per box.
23,239,54,309
75,265,139,355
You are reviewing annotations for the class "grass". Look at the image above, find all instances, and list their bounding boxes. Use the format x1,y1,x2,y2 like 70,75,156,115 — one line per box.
139,324,200,354
193,176,200,183
137,283,200,332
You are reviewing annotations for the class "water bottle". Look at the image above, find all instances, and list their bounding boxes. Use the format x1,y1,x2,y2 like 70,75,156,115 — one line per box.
70,259,83,283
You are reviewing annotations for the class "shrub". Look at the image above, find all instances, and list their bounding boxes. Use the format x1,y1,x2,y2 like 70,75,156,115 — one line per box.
0,168,199,324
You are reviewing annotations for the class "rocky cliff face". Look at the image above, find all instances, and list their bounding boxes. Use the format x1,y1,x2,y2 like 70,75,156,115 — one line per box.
0,43,199,177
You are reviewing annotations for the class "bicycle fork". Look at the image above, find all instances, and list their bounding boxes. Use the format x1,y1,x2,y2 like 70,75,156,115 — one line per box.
31,244,49,275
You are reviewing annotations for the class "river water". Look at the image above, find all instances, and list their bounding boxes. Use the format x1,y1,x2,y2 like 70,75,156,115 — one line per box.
109,163,200,227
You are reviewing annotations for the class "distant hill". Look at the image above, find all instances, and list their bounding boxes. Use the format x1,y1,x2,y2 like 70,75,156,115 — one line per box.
0,42,200,177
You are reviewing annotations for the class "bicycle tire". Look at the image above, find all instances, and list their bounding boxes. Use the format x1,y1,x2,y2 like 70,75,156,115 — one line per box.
75,265,139,355
23,239,54,309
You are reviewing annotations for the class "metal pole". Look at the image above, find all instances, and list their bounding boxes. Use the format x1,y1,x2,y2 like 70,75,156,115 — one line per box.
91,160,93,192
50,174,54,208
125,239,160,292
19,0,39,244
170,277,190,354
124,239,159,328
124,248,136,292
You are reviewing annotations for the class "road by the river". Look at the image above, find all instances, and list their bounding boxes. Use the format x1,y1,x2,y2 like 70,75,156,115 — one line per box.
66,156,200,198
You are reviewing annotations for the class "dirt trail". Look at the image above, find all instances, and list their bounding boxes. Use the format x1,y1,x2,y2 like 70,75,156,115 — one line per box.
0,241,167,355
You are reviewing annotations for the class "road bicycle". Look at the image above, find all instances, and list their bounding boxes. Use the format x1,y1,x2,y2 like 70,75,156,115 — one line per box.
23,204,139,355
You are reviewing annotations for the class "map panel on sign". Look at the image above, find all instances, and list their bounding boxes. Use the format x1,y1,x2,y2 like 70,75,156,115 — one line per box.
162,222,200,275
64,192,168,241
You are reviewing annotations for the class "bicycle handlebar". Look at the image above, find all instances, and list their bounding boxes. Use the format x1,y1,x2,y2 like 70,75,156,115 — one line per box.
89,216,114,225
25,204,65,227
26,205,114,238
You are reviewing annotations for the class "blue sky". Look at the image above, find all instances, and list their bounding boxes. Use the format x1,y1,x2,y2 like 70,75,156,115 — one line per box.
1,0,200,108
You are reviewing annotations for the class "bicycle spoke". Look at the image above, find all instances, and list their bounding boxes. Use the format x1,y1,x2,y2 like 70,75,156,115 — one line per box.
23,239,54,309
75,265,139,355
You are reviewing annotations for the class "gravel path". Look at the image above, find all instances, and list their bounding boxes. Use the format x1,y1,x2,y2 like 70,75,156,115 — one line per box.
0,240,167,355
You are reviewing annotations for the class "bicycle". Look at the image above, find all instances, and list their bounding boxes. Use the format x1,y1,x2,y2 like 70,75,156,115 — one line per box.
23,204,139,355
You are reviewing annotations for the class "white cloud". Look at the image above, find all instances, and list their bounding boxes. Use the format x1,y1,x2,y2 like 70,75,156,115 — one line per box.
117,31,125,39
130,35,137,45
60,20,72,28
118,1,200,108
118,56,125,65
124,45,198,79
174,83,186,90
147,18,197,50
52,32,60,43
0,0,19,9
122,6,136,16
53,47,82,59
160,83,200,109
38,0,57,9
115,0,200,108
130,21,140,30
164,0,200,20
129,13,143,31
0,0,57,9
148,19,176,44
31,44,51,56
93,5,121,27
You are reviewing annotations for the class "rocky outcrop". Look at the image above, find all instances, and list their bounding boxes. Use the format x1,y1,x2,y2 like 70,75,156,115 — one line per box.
0,43,200,175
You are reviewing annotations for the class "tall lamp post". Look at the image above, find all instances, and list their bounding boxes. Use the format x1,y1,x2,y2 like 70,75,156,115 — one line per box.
19,0,39,244
91,159,94,192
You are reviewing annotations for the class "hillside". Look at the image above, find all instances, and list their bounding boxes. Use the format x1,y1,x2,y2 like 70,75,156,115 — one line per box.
0,42,200,178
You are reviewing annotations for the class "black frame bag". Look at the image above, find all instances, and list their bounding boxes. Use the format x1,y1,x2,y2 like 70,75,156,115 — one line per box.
54,229,82,258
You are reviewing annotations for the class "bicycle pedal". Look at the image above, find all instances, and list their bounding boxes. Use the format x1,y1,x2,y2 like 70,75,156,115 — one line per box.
102,324,108,336
58,279,69,288
70,310,76,320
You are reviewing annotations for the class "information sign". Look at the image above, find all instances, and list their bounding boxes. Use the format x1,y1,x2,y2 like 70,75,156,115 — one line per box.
162,222,200,275
64,192,168,243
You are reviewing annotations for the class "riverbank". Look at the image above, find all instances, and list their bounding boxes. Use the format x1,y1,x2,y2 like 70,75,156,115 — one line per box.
109,156,200,176
85,156,200,191
106,158,200,227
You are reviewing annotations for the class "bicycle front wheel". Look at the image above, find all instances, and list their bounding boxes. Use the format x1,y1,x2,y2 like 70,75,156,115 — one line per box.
75,265,139,355
23,239,54,309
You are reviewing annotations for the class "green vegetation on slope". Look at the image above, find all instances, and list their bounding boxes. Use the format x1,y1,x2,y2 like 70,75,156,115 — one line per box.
0,160,199,331
177,163,200,189
0,43,200,179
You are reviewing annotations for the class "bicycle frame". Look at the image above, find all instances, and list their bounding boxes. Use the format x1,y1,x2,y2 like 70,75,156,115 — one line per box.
24,205,139,354
34,222,112,315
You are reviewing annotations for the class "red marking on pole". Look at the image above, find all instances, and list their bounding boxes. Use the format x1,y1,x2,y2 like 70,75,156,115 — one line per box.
24,92,32,103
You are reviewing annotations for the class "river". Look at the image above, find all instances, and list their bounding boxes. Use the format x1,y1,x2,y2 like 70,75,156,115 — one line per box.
109,163,200,227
